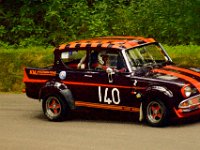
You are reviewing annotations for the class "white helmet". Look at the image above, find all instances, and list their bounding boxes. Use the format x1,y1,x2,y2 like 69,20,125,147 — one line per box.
98,51,108,65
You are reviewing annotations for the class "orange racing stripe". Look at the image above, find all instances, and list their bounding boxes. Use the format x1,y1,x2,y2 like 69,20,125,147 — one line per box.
23,69,47,83
63,81,145,90
153,69,200,92
164,65,200,78
75,101,140,112
59,44,67,50
69,43,78,48
23,73,146,90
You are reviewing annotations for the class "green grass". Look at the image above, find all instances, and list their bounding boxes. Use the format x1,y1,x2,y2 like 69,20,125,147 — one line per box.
0,45,200,92
164,45,200,67
0,47,53,92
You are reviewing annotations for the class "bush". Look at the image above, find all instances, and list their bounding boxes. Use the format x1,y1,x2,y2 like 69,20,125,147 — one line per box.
0,0,199,46
0,46,53,92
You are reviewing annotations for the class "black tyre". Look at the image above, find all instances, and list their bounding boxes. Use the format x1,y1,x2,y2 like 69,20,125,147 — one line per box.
145,100,169,127
42,95,69,121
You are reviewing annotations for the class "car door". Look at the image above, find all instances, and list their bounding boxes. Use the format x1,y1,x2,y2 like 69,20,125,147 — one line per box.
73,49,139,113
59,48,139,113
57,49,97,102
94,58,140,112
58,49,109,104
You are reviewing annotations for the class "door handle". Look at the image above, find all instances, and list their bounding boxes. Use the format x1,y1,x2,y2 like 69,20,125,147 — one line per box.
84,75,92,78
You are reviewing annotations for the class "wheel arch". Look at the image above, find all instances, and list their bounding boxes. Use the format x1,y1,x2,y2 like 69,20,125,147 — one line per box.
143,85,174,108
39,81,75,110
141,86,176,126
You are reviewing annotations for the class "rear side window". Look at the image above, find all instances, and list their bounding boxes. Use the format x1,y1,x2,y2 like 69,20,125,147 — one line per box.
61,50,86,69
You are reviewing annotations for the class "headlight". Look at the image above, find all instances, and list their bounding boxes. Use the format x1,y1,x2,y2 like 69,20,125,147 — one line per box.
181,84,192,98
179,95,200,112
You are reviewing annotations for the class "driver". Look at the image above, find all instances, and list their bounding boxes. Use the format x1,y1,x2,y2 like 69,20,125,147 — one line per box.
96,52,126,72
96,52,110,70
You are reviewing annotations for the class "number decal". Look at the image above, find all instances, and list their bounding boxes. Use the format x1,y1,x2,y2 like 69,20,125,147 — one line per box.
98,86,121,105
133,80,137,86
112,88,120,104
98,86,102,102
104,88,112,104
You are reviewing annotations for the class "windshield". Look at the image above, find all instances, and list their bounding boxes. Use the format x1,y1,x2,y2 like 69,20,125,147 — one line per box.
126,43,170,71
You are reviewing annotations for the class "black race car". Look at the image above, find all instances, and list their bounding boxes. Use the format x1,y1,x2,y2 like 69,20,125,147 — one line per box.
23,36,200,127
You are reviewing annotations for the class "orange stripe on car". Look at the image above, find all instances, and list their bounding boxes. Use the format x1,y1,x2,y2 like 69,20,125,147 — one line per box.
63,81,145,90
80,43,88,48
75,101,140,112
127,41,139,47
69,43,77,48
91,43,99,47
101,43,110,48
59,44,67,50
143,38,155,43
111,44,123,49
24,78,47,83
123,43,135,49
23,68,48,83
153,69,200,92
164,65,200,78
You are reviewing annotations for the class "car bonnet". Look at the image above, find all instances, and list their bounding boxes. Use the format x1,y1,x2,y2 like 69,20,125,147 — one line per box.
152,65,200,92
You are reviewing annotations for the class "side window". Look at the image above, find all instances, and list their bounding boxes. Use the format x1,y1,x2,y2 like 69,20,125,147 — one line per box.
89,50,127,73
61,50,87,69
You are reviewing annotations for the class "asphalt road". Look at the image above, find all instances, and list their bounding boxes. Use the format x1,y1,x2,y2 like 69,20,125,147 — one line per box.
1,94,200,150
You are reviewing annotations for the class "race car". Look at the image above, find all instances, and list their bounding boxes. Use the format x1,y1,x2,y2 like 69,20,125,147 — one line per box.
23,36,200,127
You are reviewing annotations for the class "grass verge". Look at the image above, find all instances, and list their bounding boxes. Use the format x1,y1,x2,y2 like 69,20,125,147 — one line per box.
164,45,200,67
0,46,53,92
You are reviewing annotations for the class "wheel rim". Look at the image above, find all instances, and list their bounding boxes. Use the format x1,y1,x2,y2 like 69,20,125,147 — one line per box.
46,97,61,117
147,101,164,124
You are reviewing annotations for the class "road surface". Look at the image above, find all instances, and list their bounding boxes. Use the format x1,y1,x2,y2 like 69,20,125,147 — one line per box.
1,94,200,150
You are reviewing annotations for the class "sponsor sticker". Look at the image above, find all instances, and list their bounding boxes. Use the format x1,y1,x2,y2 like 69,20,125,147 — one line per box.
59,71,67,80
29,70,56,76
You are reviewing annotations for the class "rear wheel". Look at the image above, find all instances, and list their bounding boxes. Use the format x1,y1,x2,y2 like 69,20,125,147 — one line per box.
145,100,169,127
42,95,69,121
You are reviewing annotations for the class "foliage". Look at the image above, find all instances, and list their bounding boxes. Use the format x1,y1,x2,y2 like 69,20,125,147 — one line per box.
0,0,199,46
165,44,200,67
0,46,53,92
0,0,199,92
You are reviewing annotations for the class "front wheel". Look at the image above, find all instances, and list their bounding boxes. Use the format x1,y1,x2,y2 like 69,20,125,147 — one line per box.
42,95,69,121
145,100,169,127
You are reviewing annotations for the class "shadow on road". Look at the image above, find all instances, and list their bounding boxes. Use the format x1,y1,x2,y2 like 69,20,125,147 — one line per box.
171,116,200,127
33,108,200,127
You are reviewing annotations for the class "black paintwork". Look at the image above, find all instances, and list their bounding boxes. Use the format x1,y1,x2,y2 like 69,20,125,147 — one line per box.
23,40,200,120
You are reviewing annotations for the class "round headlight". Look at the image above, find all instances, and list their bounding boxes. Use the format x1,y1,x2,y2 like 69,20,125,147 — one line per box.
181,85,192,98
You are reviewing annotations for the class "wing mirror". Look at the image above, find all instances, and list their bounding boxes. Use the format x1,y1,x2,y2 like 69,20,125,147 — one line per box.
106,67,115,83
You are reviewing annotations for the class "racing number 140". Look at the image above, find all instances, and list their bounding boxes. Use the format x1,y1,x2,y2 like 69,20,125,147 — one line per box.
98,86,120,105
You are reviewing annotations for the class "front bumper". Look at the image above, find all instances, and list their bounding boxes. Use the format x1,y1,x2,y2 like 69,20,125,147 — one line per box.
174,94,200,118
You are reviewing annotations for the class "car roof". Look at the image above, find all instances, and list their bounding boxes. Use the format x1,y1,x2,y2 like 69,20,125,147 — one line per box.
55,36,156,52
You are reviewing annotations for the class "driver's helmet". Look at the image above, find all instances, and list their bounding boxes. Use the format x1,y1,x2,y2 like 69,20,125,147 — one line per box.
98,51,109,65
